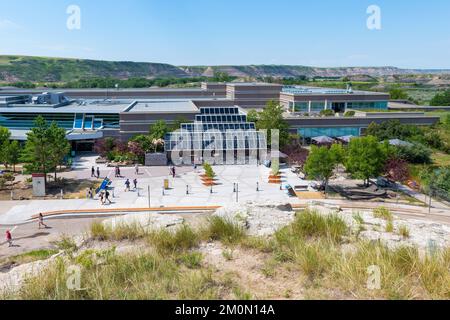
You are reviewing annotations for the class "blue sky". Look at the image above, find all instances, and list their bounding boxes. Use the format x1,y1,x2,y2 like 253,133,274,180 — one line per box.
0,0,449,68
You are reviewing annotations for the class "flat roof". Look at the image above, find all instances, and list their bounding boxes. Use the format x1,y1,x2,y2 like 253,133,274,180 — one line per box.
0,99,131,114
282,86,388,96
127,100,198,113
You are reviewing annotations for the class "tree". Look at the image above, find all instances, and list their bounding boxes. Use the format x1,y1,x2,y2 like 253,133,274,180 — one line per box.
246,109,259,124
22,116,53,182
149,120,169,141
6,141,21,173
389,88,409,100
48,122,71,180
281,134,309,168
0,127,11,168
128,141,145,163
345,136,388,186
384,157,409,182
393,143,432,164
304,144,344,194
430,90,450,106
365,120,422,142
257,100,290,147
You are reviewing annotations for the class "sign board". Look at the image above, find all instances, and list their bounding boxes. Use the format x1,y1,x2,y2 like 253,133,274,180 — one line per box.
32,174,46,197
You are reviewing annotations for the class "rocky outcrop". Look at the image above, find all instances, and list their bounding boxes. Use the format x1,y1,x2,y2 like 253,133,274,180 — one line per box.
213,201,295,236
102,213,184,232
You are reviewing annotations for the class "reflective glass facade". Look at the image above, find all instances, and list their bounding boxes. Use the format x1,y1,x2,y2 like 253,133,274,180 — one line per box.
298,127,362,138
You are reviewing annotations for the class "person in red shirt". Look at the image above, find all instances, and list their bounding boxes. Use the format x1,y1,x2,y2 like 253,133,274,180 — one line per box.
6,230,12,247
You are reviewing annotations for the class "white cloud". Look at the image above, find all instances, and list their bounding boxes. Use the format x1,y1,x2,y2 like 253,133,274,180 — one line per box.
0,19,22,31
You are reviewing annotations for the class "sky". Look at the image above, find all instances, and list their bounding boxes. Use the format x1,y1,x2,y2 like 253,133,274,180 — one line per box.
0,0,449,68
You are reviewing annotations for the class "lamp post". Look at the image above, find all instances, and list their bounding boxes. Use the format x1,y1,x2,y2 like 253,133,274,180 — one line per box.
148,185,151,208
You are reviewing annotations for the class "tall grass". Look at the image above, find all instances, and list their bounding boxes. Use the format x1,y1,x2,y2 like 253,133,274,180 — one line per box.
286,209,349,243
4,249,224,300
147,225,200,254
373,207,393,221
201,216,246,244
90,221,146,241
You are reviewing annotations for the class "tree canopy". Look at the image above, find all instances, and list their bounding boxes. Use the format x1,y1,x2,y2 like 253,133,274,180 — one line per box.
344,136,388,185
22,116,70,181
256,100,290,147
304,144,344,193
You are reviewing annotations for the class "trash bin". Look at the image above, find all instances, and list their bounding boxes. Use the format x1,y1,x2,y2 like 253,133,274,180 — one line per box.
164,179,169,190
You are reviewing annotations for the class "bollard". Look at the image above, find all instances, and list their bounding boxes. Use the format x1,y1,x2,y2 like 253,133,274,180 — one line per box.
147,185,151,208
210,185,213,194
186,185,189,195
60,189,64,199
256,182,259,192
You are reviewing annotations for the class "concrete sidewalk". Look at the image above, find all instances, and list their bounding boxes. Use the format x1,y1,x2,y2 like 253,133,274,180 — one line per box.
0,165,303,225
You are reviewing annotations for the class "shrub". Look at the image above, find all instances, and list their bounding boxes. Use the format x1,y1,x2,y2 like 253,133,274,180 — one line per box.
344,111,355,117
320,109,335,117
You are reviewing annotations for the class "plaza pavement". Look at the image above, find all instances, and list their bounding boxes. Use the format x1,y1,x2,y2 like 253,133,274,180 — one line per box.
0,163,304,225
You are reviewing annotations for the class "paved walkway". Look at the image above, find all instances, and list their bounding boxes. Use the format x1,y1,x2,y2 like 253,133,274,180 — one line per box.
396,184,450,210
0,164,304,225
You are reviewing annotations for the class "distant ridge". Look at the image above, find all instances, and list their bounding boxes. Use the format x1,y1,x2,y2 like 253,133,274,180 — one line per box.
1,55,450,83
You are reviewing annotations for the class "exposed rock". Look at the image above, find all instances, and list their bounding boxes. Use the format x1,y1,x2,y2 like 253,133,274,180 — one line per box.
0,253,62,294
213,201,295,236
102,213,184,232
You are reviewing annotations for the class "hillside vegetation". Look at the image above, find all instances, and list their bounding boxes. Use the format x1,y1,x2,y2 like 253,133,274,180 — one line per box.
2,55,450,83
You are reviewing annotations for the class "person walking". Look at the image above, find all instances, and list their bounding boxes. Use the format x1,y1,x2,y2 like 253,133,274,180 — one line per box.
96,167,101,179
38,213,48,229
105,190,112,204
89,187,94,199
117,166,121,177
5,230,13,247
125,179,131,192
133,178,138,190
99,192,104,205
91,166,95,178
135,164,139,175
172,166,176,178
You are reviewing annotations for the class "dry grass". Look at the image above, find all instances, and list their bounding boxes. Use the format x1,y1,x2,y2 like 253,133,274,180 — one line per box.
3,209,449,300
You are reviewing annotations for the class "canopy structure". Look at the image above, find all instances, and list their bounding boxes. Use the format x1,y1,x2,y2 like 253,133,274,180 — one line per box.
311,135,335,145
389,139,413,147
337,135,355,143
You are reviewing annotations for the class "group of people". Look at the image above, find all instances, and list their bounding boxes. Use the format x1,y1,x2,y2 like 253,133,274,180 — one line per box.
91,166,101,179
98,189,112,205
124,178,138,192
5,213,48,248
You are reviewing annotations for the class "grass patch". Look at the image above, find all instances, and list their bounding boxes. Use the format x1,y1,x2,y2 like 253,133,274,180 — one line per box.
287,209,349,242
0,249,59,269
3,249,225,300
373,207,393,221
385,220,394,233
201,216,246,245
398,225,410,238
90,221,146,241
147,225,200,254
